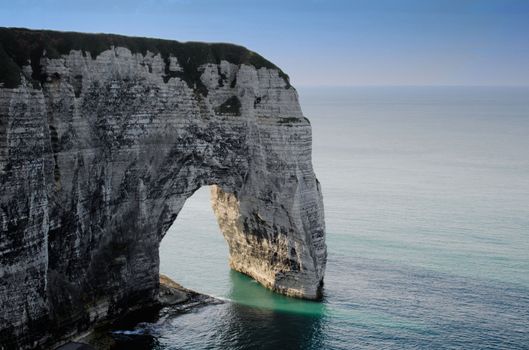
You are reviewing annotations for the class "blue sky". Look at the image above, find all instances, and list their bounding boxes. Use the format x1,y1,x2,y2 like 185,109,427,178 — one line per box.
1,0,528,86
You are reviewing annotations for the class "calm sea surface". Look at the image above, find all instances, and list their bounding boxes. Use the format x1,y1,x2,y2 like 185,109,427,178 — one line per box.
124,87,529,349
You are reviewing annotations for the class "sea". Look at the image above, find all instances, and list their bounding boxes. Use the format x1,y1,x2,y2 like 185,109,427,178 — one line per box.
120,86,529,349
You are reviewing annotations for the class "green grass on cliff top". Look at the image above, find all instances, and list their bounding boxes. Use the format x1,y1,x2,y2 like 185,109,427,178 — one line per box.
0,27,290,91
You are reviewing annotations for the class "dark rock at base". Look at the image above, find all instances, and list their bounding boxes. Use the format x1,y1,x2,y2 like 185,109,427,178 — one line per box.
55,342,96,350
158,274,196,305
71,274,219,350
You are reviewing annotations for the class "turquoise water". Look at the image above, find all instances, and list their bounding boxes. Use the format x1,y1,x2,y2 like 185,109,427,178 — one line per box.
130,87,529,349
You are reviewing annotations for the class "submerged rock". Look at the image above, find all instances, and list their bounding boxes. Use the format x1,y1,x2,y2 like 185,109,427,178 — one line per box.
0,27,326,349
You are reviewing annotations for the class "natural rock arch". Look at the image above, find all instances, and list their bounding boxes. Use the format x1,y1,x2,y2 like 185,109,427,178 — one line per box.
0,28,326,348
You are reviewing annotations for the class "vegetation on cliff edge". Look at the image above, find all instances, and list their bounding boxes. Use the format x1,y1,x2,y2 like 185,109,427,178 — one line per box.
0,27,291,92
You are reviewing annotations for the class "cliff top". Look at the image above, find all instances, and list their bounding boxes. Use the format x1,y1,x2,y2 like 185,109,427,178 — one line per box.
0,27,290,90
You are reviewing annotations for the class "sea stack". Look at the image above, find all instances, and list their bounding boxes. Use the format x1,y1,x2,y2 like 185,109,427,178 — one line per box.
0,27,326,348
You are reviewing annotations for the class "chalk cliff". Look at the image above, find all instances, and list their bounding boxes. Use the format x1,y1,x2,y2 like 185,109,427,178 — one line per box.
0,28,326,348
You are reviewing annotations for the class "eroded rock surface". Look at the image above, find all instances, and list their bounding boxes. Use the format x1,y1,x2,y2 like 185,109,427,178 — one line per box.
0,28,326,349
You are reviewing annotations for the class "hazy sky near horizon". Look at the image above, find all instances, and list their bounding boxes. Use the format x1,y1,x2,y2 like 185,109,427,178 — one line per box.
1,0,528,86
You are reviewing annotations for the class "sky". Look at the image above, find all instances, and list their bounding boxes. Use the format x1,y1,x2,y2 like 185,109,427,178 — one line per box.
1,0,528,86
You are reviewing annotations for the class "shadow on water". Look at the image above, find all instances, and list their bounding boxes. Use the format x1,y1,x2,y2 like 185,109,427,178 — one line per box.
211,270,327,350
110,332,160,350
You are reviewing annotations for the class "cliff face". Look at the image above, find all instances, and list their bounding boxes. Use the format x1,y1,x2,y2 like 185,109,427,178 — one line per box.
0,28,326,348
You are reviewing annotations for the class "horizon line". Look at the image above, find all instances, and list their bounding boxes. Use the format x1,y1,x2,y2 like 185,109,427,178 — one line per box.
294,84,529,88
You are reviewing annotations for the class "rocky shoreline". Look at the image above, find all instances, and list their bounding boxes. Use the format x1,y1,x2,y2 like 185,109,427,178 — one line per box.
55,275,220,350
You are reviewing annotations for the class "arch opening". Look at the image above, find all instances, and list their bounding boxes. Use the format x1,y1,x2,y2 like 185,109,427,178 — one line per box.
159,185,231,297
156,181,325,302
